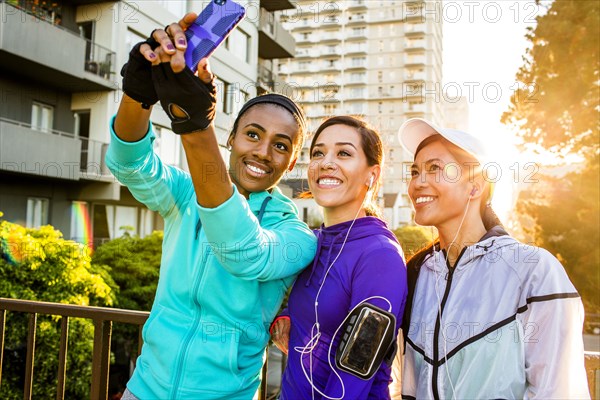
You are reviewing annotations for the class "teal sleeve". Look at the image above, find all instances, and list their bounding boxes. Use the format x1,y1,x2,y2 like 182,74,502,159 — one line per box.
197,186,317,282
105,115,194,217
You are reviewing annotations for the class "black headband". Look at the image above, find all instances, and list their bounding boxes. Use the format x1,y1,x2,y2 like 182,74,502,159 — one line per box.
234,93,307,132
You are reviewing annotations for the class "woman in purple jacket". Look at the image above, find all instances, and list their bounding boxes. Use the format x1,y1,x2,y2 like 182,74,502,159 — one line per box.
271,116,407,399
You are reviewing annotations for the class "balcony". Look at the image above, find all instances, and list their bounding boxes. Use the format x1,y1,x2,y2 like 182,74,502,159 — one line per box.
405,69,426,83
0,117,110,181
322,62,342,72
346,60,367,71
405,39,426,52
347,0,367,10
320,32,342,43
80,137,113,181
345,79,367,86
258,9,295,59
321,46,341,57
405,54,426,68
405,23,426,37
346,14,368,26
296,47,324,58
0,1,116,92
257,63,286,95
405,102,427,116
346,29,368,41
260,0,295,12
345,45,368,55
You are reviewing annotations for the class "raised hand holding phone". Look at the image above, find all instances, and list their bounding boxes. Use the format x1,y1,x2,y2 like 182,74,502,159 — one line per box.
184,0,246,72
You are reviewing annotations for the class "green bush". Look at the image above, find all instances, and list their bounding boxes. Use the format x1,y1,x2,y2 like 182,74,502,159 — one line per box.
0,217,115,399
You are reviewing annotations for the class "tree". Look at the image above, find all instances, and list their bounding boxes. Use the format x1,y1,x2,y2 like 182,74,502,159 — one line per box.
516,165,600,320
502,0,600,326
502,0,599,159
393,225,435,259
0,216,115,399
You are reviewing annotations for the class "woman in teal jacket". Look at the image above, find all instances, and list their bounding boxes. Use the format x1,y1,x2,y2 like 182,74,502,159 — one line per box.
108,13,317,399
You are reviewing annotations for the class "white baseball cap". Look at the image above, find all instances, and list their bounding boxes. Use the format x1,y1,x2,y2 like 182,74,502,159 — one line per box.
398,118,489,164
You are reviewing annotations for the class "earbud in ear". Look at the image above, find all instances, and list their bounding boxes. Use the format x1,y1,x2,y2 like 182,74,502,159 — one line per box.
470,187,478,197
368,176,375,189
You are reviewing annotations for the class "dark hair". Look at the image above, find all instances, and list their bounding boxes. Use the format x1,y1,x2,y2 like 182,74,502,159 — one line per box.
227,93,307,158
308,116,384,218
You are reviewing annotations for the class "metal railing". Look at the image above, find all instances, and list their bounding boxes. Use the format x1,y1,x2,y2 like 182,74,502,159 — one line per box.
0,298,148,400
2,0,115,81
0,117,75,139
0,117,113,178
0,298,276,400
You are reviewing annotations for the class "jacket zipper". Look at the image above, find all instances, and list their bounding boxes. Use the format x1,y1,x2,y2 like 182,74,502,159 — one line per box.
432,248,466,400
169,246,207,398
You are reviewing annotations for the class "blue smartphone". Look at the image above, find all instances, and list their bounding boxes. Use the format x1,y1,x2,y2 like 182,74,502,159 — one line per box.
184,0,246,72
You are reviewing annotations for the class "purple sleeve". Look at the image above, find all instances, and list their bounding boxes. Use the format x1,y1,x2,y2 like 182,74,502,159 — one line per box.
323,247,407,398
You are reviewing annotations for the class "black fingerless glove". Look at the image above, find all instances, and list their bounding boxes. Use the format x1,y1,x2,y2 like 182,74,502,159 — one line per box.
151,62,217,134
120,35,160,108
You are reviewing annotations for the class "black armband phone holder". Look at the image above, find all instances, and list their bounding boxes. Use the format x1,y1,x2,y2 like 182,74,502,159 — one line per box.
335,303,397,380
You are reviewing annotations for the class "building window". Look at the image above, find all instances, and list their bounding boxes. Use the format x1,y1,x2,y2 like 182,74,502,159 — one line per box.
351,27,365,37
350,72,365,82
324,104,337,115
26,198,49,228
31,102,54,133
154,125,181,167
226,29,250,63
378,71,383,83
298,61,310,71
351,87,365,97
351,57,365,67
351,103,364,114
156,0,185,16
126,29,145,53
214,77,229,113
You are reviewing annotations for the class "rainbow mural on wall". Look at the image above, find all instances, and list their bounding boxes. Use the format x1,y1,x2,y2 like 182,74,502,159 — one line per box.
71,202,94,251
0,225,22,265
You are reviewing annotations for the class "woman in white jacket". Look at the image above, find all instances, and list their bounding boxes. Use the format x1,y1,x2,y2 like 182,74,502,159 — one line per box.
397,118,590,399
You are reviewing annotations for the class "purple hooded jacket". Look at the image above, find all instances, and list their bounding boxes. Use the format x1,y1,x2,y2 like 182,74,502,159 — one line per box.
280,217,407,400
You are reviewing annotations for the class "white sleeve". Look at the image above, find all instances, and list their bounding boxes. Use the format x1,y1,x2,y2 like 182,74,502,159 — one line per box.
518,248,590,399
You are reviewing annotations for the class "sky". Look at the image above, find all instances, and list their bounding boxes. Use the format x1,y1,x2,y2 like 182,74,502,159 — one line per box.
440,0,547,221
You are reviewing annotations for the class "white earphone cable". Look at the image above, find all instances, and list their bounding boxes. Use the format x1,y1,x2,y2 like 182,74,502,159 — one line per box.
432,195,472,400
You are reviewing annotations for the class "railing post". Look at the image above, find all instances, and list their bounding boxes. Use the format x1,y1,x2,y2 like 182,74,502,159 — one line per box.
24,313,37,400
259,347,268,400
90,320,112,400
0,309,5,387
56,317,69,400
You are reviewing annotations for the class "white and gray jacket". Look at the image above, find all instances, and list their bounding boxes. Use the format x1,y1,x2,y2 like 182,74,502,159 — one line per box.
402,227,590,399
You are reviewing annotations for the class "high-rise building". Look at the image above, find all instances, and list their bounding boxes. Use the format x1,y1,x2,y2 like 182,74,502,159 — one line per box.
277,0,443,229
0,0,296,246
442,96,469,132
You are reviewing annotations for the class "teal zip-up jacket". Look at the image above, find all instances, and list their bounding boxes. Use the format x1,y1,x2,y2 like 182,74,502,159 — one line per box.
105,117,317,399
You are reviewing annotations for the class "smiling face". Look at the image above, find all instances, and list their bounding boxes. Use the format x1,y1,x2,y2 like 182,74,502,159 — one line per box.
408,139,478,227
228,104,300,198
308,124,377,217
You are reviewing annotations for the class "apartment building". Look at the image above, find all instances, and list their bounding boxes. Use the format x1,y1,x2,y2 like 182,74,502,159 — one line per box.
277,0,443,228
0,0,296,246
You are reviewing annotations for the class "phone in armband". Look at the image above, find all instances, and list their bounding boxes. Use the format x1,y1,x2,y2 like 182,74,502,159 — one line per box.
335,303,397,380
184,0,246,72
